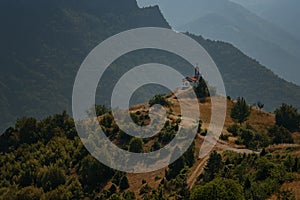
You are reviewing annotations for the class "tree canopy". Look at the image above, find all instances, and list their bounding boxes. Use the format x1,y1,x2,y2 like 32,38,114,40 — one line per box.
230,97,251,124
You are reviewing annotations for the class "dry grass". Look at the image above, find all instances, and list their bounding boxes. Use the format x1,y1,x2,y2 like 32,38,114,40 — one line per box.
102,94,293,197
268,180,300,200
126,169,165,198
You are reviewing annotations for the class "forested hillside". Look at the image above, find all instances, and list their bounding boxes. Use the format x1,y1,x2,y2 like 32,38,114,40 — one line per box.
0,95,299,199
0,0,300,133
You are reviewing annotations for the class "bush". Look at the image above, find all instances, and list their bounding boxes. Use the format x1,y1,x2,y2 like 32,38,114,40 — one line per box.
190,178,245,200
36,165,66,192
119,176,129,190
149,94,171,107
129,137,144,153
220,134,229,141
200,129,208,136
16,186,43,200
230,97,251,124
227,124,240,136
275,103,300,131
193,77,209,98
269,125,294,144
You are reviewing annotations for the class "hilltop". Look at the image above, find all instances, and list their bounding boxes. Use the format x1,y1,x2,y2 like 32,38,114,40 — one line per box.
1,88,299,199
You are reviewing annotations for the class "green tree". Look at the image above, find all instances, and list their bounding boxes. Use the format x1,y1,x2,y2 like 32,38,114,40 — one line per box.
190,178,245,200
269,125,294,144
275,103,300,131
129,137,144,153
119,175,129,190
257,101,265,110
149,94,171,107
16,186,43,200
166,147,185,180
230,97,251,124
193,77,210,98
16,117,39,144
203,151,223,182
79,155,114,191
65,177,84,199
277,189,296,200
36,165,66,192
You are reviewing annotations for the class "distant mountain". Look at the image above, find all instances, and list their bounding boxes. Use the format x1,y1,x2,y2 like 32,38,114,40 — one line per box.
137,0,300,86
230,0,300,41
1,0,300,132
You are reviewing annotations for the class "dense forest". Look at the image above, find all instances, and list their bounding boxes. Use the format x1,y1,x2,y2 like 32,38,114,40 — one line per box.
1,0,300,132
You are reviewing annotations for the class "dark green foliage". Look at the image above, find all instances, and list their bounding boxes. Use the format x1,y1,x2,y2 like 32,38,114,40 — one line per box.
16,117,39,144
239,127,254,148
129,137,144,153
257,101,265,110
193,77,210,98
200,129,208,136
149,94,171,107
269,125,294,144
36,165,66,192
274,103,300,131
230,97,251,124
203,151,223,182
101,114,114,129
112,171,126,186
190,178,245,200
16,186,43,200
183,141,196,167
0,110,298,200
95,105,110,117
122,191,136,200
293,157,299,172
166,149,185,180
276,189,296,200
65,177,84,199
0,127,19,152
227,124,240,136
166,142,195,180
197,119,202,133
1,0,300,134
109,184,117,194
199,151,298,200
139,184,152,195
235,127,270,149
220,133,229,141
119,176,130,190
151,141,161,151
260,148,267,157
79,155,115,192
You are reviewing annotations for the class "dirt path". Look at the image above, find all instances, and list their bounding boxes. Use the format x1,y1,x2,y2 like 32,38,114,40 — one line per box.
186,139,258,189
187,155,210,189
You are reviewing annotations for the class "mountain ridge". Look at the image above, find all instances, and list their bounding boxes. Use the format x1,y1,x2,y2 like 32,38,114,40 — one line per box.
137,0,300,85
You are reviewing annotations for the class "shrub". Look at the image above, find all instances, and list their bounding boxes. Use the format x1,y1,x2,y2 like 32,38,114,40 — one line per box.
190,178,245,200
275,103,300,131
220,134,229,141
230,97,251,124
227,124,240,136
119,176,129,190
149,94,171,107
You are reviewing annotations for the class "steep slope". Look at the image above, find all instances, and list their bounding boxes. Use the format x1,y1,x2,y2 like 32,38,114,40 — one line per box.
1,0,300,133
189,34,300,112
230,0,300,41
137,0,300,85
0,0,170,131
